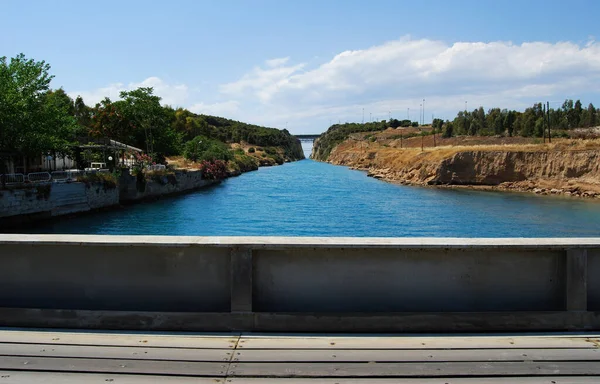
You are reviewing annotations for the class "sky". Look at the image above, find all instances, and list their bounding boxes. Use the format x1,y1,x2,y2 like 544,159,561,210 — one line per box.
2,0,600,134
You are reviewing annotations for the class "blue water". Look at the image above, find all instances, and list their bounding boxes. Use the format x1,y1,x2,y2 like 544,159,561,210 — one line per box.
19,154,600,237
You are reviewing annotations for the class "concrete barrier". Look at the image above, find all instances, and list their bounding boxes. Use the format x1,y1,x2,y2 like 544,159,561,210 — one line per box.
0,235,598,332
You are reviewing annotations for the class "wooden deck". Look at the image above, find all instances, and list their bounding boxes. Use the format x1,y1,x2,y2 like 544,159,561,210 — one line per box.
0,329,599,383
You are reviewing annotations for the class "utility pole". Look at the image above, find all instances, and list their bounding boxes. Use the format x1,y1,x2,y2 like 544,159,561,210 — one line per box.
370,112,372,122
419,104,422,126
362,108,364,124
407,108,410,121
423,99,425,125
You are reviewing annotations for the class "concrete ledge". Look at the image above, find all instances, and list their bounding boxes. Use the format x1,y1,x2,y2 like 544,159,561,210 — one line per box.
0,308,599,333
1,236,599,332
2,235,600,249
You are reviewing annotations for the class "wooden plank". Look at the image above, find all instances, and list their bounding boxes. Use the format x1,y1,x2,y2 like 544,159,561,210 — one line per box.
0,356,226,376
234,348,600,362
0,329,237,348
0,370,223,383
0,342,232,362
228,361,600,377
228,378,600,383
237,335,600,349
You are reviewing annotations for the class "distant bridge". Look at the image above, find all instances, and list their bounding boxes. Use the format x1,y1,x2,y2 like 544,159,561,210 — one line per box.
295,134,321,141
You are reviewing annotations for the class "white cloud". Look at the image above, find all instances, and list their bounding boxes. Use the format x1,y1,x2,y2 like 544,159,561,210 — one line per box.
189,100,240,116
68,37,600,133
265,57,290,68
69,77,189,107
219,62,305,103
214,37,600,132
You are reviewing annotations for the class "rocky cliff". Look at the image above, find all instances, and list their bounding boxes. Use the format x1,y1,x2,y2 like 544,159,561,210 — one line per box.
324,139,600,198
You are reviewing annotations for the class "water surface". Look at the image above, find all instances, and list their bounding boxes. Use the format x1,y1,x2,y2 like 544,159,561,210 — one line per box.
17,154,600,237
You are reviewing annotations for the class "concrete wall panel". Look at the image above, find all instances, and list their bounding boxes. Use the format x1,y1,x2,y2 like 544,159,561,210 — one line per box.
253,248,564,312
588,249,600,310
0,244,230,312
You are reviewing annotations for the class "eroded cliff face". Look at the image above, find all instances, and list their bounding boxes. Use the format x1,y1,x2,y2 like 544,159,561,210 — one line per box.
433,150,600,185
325,140,600,197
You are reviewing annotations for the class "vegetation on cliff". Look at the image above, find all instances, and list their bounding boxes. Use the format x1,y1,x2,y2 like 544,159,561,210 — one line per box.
0,53,304,174
313,100,599,162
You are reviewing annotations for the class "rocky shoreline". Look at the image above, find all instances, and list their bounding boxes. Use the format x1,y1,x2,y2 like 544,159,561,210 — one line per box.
334,147,600,200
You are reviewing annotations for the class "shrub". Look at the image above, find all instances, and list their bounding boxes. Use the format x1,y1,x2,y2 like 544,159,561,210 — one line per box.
147,169,177,186
233,153,259,172
77,172,118,190
198,160,228,180
248,147,255,153
267,152,285,165
184,136,233,162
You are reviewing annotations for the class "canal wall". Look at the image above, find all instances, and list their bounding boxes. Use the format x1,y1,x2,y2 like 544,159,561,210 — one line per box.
0,183,119,226
118,169,217,203
0,235,598,332
0,170,218,227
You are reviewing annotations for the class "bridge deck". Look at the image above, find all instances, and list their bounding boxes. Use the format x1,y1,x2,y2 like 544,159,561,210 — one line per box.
0,329,599,383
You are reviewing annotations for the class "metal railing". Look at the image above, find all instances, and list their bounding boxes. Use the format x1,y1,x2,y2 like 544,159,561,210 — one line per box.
1,169,112,187
27,172,51,183
0,173,25,185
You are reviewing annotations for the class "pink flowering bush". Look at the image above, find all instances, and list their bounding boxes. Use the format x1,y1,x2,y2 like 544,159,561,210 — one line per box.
198,160,228,180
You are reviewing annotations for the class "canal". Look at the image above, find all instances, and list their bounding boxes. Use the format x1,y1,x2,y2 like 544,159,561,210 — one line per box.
18,142,600,237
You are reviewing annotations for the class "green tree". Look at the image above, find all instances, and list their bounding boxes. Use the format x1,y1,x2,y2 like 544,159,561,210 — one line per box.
588,103,597,127
504,110,516,137
74,95,92,130
0,54,77,167
574,100,583,128
442,121,454,138
431,118,444,132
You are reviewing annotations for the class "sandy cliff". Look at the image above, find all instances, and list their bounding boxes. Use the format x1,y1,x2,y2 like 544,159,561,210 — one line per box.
324,139,600,198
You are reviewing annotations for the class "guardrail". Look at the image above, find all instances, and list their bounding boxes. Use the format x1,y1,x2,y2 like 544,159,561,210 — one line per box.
0,236,597,332
1,169,112,187
27,172,51,183
0,173,25,185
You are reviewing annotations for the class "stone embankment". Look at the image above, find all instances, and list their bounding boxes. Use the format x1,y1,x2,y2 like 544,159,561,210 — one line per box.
0,182,120,226
0,170,218,228
324,139,600,198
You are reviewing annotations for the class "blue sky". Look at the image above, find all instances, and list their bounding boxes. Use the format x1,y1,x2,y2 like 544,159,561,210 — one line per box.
2,0,599,133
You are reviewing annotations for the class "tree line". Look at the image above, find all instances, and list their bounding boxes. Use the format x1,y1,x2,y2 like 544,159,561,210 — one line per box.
0,54,303,172
440,100,598,138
